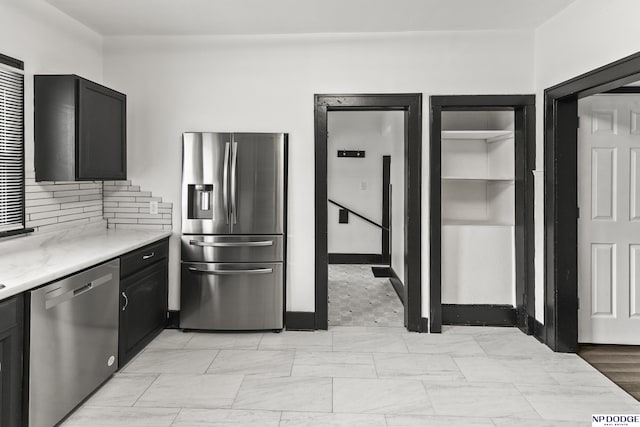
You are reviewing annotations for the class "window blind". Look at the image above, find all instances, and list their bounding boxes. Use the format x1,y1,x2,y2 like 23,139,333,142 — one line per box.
0,63,24,233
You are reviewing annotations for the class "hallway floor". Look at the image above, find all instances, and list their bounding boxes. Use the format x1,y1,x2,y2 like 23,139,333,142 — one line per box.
62,326,640,426
579,344,640,402
328,264,403,327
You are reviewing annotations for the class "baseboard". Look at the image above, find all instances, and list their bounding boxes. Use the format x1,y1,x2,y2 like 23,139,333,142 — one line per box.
388,267,404,305
166,310,180,329
442,304,517,327
517,305,528,333
419,317,429,332
530,315,545,343
328,253,384,264
407,316,429,332
120,325,164,368
285,311,315,330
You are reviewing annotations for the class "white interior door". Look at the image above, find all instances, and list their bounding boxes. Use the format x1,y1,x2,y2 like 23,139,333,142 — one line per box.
578,94,640,344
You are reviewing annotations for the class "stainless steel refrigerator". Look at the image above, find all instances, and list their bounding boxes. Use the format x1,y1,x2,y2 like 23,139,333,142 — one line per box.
180,132,287,330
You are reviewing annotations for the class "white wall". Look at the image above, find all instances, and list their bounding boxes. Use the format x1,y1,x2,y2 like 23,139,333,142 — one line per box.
533,0,640,322
103,30,535,313
7,0,637,326
0,1,103,173
327,111,403,258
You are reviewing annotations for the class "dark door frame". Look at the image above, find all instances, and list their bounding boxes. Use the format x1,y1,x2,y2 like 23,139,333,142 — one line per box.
314,93,424,331
429,95,536,333
382,155,391,264
544,51,640,352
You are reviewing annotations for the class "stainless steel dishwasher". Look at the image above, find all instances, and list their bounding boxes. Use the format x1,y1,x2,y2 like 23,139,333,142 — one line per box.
28,259,120,427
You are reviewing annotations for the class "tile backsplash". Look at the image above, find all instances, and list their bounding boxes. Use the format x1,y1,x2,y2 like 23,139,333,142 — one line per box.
25,172,104,232
103,180,172,231
24,171,173,233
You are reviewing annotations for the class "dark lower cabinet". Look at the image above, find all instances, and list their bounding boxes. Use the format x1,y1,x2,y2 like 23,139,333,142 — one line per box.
119,239,169,367
0,294,23,427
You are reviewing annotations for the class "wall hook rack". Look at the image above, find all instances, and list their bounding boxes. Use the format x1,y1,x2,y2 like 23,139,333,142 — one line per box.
337,150,365,158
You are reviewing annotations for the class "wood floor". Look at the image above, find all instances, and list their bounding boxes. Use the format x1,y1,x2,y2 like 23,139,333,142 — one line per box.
579,344,640,401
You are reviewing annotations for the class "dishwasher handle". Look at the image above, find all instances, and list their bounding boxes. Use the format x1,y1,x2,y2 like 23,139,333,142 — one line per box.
73,283,93,297
44,272,114,310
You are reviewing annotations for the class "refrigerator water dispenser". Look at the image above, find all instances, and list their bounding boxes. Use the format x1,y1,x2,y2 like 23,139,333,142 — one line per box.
187,184,214,219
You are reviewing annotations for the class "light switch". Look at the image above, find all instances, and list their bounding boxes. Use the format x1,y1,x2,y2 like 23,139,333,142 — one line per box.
149,200,159,215
360,181,367,190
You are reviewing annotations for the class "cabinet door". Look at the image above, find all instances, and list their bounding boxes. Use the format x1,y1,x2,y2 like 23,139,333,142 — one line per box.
119,262,167,366
77,78,127,180
0,295,23,427
0,329,22,427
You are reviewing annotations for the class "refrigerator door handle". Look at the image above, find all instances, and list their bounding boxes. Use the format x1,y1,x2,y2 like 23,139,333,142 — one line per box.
223,142,230,224
189,240,274,247
187,267,273,275
230,141,238,226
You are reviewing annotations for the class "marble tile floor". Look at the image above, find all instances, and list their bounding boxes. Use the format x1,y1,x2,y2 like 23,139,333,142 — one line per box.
61,326,640,426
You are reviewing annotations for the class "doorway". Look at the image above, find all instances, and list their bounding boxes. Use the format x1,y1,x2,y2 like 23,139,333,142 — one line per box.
577,92,640,345
326,110,404,327
314,94,424,332
429,95,536,334
545,51,640,352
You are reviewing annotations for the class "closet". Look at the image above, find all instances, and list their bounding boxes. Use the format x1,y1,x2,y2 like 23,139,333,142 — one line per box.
441,111,515,307
429,95,535,332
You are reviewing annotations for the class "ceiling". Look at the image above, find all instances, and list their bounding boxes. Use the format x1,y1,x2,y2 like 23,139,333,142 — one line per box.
43,0,577,36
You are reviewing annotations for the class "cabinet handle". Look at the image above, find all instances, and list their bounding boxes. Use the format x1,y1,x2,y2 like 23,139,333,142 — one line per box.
122,291,129,311
142,252,155,260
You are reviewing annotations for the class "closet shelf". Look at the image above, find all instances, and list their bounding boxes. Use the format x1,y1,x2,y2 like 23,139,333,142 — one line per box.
442,176,514,182
442,130,513,142
443,220,514,227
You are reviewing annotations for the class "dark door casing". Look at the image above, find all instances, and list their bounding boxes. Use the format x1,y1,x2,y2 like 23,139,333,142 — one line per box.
429,95,536,334
314,94,424,332
544,51,640,352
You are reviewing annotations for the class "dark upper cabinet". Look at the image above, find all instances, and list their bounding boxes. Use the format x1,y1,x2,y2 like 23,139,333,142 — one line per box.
0,294,23,427
34,74,127,181
119,239,169,368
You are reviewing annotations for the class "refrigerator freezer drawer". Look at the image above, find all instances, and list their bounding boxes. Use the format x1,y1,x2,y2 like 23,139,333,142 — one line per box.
182,235,284,263
180,262,283,330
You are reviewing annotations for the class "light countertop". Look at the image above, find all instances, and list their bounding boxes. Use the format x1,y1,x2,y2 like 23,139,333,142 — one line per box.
0,223,171,300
